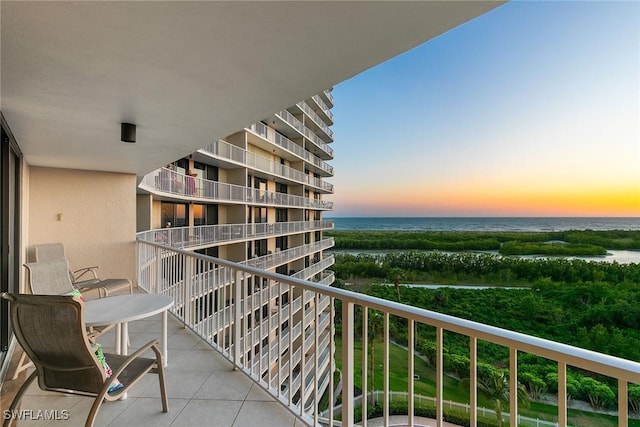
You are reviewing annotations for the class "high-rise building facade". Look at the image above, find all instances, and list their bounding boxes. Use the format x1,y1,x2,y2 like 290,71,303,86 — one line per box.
136,90,335,406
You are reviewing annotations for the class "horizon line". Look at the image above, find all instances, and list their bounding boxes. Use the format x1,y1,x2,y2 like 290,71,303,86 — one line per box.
325,215,640,219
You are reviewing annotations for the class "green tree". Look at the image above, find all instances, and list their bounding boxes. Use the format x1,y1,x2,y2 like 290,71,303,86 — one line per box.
388,267,403,302
580,377,616,410
368,310,384,405
519,372,547,400
629,384,640,415
477,369,529,427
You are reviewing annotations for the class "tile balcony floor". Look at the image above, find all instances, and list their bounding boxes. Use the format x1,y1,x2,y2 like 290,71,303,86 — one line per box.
4,313,306,427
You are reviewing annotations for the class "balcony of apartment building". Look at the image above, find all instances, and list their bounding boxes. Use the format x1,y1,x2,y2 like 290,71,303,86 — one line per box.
307,95,334,126
7,242,638,426
137,220,334,251
291,101,334,143
319,90,334,109
246,239,335,272
267,110,334,161
130,243,640,426
196,140,333,194
246,122,334,177
139,167,334,210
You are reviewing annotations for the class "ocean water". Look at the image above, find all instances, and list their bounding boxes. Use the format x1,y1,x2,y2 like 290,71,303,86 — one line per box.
328,217,640,232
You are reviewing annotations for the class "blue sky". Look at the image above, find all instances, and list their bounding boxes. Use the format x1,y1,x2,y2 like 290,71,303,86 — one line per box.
329,0,640,217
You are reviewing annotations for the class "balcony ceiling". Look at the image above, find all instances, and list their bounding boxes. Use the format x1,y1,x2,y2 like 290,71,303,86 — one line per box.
1,1,503,176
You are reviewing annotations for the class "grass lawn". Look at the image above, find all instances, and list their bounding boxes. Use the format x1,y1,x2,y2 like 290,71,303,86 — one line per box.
333,336,639,426
334,336,468,403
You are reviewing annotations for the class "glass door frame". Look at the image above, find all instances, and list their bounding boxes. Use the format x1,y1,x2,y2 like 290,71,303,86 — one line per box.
0,112,22,362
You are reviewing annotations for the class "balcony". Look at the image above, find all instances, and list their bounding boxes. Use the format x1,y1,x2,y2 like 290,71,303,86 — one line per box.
137,221,334,251
273,110,334,160
133,242,640,426
139,168,333,210
319,89,334,108
7,243,639,427
198,140,334,193
4,305,303,427
309,95,334,125
245,238,335,272
246,122,334,177
293,101,334,142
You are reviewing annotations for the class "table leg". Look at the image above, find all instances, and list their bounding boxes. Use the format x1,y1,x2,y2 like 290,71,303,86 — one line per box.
115,324,122,354
121,322,128,357
162,310,168,367
120,322,129,400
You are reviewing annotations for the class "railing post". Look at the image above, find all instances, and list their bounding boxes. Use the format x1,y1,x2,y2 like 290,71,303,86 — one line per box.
436,326,443,427
341,301,354,427
329,296,335,427
510,348,518,427
408,319,414,427
183,254,193,327
362,307,368,427
234,268,242,370
558,361,567,427
470,336,477,427
155,246,163,295
300,290,306,417
619,379,628,427
383,312,389,427
135,241,141,291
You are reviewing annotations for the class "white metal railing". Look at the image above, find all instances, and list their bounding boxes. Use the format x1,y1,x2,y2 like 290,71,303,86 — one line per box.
136,241,640,427
292,257,335,281
247,122,334,176
321,89,334,107
315,270,335,287
326,391,571,427
296,101,333,140
275,109,334,158
311,95,334,122
139,167,333,209
199,140,333,193
137,220,334,250
245,238,334,271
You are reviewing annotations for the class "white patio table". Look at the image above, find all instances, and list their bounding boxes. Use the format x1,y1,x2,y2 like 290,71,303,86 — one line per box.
84,294,174,367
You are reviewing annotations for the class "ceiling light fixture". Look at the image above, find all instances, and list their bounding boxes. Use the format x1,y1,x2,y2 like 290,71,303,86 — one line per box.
121,123,136,143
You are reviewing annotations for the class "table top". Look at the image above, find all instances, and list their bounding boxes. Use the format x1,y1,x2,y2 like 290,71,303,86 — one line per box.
84,293,174,326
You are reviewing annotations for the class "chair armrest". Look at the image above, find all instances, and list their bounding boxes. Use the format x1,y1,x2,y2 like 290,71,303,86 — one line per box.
75,282,109,299
107,339,162,380
73,266,100,281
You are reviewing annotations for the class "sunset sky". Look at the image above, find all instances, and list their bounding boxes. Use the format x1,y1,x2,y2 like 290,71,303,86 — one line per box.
329,1,639,217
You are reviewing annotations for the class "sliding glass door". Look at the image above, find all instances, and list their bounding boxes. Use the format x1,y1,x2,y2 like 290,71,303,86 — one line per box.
0,113,21,364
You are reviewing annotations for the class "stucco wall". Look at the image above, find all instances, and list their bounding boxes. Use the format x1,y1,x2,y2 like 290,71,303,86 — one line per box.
28,167,137,282
136,193,153,232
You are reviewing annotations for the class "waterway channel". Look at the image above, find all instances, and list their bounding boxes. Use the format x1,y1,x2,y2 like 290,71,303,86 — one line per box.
330,249,640,265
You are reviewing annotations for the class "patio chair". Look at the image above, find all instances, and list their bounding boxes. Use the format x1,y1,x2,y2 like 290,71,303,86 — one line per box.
12,260,117,380
24,259,111,299
34,243,133,296
1,292,168,427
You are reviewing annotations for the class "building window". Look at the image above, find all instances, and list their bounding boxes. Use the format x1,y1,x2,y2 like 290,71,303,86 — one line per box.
276,208,288,222
276,236,288,251
175,158,188,176
276,182,288,193
253,207,267,223
161,202,188,227
193,204,205,226
254,239,267,257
